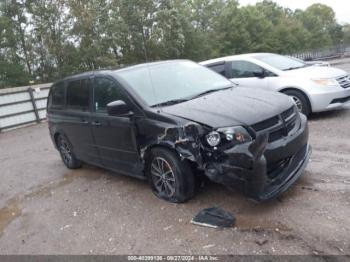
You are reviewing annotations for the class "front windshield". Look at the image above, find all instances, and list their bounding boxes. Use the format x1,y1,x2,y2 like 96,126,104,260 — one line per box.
254,54,308,71
116,60,232,106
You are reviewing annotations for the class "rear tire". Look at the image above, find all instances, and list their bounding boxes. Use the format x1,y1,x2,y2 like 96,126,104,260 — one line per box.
146,147,195,203
56,134,82,169
283,90,311,116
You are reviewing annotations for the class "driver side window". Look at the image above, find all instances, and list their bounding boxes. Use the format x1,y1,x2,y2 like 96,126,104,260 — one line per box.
93,77,124,113
231,61,274,78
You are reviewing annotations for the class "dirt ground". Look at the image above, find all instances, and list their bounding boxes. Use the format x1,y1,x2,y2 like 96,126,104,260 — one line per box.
0,64,349,255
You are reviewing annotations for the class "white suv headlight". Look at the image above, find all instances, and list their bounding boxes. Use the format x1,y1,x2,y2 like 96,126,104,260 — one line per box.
311,78,338,86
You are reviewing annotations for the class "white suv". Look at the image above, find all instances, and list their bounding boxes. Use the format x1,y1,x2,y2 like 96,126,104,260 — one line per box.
200,53,350,115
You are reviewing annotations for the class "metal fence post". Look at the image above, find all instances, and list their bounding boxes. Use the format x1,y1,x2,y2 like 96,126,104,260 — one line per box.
28,87,40,123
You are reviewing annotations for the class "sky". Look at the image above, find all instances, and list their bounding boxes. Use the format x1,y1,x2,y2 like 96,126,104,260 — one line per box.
239,0,350,24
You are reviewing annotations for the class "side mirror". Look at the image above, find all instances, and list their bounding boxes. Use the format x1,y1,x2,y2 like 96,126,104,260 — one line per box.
107,100,133,116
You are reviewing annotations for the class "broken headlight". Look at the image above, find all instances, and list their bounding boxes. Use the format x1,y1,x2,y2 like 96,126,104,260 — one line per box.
217,126,252,143
206,131,221,147
205,126,252,148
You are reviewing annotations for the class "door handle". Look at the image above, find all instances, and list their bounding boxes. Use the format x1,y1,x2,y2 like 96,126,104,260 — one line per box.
81,120,89,124
92,121,101,126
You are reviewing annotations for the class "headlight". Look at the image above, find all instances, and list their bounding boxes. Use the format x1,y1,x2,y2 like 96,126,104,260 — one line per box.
206,131,221,147
218,126,252,143
205,126,251,147
311,78,338,86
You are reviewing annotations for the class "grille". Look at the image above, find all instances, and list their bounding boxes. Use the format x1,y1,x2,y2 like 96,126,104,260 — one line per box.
266,144,307,180
336,75,350,89
251,116,279,132
251,106,297,143
267,157,291,179
281,106,294,119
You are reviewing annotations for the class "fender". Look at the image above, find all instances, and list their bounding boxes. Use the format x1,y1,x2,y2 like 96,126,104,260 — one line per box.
136,118,206,167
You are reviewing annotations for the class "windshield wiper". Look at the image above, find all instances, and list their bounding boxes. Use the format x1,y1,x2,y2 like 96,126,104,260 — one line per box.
284,65,308,71
151,98,188,107
188,86,233,100
150,85,234,107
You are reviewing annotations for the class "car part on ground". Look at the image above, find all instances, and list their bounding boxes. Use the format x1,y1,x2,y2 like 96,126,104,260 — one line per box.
191,207,236,228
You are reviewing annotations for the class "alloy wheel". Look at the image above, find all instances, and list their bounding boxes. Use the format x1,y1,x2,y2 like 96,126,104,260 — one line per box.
58,137,72,166
291,95,303,112
150,157,176,198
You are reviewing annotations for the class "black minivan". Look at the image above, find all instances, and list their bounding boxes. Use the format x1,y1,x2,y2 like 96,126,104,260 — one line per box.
47,60,311,203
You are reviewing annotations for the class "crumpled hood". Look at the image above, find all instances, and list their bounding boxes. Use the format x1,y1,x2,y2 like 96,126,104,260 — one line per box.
282,65,347,79
161,87,294,128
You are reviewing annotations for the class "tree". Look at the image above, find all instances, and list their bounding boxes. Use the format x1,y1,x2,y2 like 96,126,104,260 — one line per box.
2,0,34,77
296,4,338,48
0,57,30,88
27,0,75,81
0,0,31,87
182,0,229,60
68,0,116,70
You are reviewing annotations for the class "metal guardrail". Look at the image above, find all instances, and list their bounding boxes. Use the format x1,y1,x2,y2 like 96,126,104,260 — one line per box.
0,83,52,132
290,45,350,61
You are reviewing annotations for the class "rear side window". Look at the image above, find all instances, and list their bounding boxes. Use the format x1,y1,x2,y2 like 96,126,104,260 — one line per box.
93,77,124,113
231,61,264,78
49,82,65,109
207,63,226,77
66,79,90,111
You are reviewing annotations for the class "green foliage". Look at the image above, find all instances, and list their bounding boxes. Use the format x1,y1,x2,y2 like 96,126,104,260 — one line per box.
0,56,31,88
0,0,347,88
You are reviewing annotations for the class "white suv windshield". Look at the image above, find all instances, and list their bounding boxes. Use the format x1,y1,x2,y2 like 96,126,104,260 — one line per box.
116,60,232,106
254,54,308,71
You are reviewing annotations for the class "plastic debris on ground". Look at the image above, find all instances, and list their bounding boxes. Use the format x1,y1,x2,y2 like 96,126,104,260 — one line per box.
191,207,235,228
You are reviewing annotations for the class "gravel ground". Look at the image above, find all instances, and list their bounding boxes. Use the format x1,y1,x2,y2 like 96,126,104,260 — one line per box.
0,63,349,255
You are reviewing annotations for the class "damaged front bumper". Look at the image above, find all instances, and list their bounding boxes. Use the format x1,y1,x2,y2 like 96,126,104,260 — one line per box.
204,114,311,201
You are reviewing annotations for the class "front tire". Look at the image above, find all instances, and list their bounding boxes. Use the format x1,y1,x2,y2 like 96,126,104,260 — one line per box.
57,134,82,169
146,147,195,203
283,90,311,116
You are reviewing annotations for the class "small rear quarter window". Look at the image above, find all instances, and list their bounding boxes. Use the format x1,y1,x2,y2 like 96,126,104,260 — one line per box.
207,63,226,77
49,82,65,109
66,79,90,111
